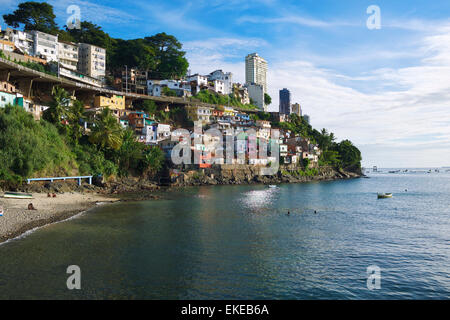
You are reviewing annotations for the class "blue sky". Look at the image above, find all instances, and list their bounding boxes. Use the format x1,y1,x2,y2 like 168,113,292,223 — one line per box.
2,0,450,167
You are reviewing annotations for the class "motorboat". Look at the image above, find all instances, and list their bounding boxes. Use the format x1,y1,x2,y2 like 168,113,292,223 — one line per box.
377,193,393,199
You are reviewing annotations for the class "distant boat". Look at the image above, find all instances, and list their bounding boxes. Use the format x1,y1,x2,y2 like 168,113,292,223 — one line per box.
378,193,393,199
3,192,33,199
268,185,277,188
389,170,400,173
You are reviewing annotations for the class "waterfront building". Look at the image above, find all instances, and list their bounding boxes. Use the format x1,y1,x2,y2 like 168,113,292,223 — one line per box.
279,88,291,115
245,53,267,94
78,43,106,80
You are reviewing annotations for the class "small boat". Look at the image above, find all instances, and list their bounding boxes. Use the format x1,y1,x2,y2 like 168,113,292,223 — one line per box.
268,185,277,188
3,191,33,199
378,193,393,199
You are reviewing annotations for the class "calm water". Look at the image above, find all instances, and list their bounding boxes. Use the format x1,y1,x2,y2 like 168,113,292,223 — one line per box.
0,171,449,299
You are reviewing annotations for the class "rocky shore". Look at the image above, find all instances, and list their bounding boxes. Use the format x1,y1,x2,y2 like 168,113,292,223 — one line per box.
170,165,361,186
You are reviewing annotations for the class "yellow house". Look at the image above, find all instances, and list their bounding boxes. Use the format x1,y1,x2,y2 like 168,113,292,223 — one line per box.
94,95,125,110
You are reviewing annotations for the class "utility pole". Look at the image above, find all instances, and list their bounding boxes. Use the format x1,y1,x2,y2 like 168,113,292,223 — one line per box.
125,65,128,93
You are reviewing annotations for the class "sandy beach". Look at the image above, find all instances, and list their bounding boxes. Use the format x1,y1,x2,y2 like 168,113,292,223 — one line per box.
0,192,119,244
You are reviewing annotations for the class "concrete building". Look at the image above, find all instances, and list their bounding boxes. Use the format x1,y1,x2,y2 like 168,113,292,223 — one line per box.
208,70,232,94
94,94,125,110
186,74,208,95
0,39,15,53
279,88,291,115
245,53,267,93
58,41,78,71
147,79,191,97
232,83,250,105
291,102,302,117
5,28,34,55
122,68,148,94
30,30,59,62
303,114,310,124
246,83,265,111
78,43,106,80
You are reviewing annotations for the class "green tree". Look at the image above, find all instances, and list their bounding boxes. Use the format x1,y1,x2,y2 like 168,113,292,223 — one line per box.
116,129,144,175
142,146,165,175
334,140,362,168
66,100,85,145
3,1,58,34
42,86,71,129
89,108,123,151
144,33,189,79
140,99,158,115
264,93,272,106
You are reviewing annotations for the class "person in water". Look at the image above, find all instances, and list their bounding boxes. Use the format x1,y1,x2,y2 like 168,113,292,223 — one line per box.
287,210,290,215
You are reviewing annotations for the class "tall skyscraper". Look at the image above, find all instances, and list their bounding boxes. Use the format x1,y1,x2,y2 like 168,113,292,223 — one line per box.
279,88,291,115
245,53,268,93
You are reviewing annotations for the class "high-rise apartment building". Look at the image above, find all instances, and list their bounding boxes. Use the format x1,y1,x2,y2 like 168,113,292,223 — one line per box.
58,41,78,71
291,103,302,117
279,88,291,115
245,53,267,93
78,43,106,80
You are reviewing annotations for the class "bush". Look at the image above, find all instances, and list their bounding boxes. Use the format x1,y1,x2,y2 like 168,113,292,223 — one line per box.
0,105,76,184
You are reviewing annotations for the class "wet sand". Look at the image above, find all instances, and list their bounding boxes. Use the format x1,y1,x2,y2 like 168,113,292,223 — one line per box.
0,192,119,243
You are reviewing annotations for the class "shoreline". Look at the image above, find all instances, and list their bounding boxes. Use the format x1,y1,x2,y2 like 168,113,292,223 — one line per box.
0,170,361,245
0,192,119,245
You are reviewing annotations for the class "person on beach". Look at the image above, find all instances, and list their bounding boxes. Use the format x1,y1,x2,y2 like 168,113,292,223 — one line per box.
27,203,36,210
47,193,51,197
52,193,56,198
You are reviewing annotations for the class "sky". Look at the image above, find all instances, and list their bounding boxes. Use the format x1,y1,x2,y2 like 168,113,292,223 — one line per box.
1,0,450,168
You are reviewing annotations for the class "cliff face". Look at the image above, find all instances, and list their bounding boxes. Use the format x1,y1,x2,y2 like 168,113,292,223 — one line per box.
171,165,361,187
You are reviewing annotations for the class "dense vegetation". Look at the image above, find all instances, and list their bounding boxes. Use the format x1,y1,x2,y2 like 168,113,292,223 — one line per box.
0,88,166,186
193,90,259,110
273,113,362,170
3,2,189,79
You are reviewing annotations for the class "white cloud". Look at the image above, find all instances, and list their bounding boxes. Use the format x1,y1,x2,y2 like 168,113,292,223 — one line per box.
48,0,136,25
237,14,353,28
186,25,450,167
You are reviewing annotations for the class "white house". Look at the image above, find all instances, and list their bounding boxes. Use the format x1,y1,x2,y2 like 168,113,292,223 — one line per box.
208,70,232,94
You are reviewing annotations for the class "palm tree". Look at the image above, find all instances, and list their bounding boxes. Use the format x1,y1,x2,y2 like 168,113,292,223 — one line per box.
43,86,71,125
89,108,123,151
